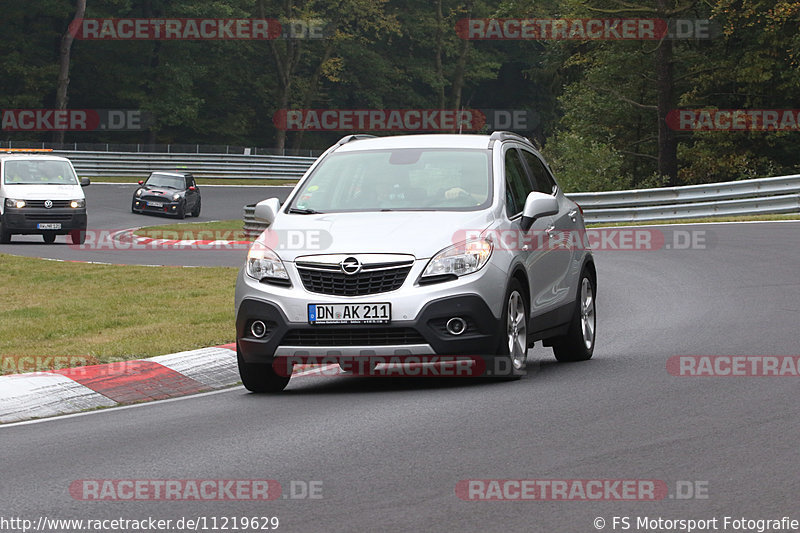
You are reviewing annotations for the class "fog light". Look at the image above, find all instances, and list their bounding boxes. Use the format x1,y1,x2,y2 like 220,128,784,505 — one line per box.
250,320,267,338
446,317,467,336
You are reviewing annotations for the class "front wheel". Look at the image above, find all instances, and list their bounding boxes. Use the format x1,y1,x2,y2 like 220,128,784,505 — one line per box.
552,271,596,362
176,204,186,219
0,219,10,244
191,199,201,217
237,347,291,392
69,228,87,245
42,232,56,244
493,279,529,378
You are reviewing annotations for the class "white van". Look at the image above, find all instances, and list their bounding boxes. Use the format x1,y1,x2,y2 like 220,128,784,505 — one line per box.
0,151,89,244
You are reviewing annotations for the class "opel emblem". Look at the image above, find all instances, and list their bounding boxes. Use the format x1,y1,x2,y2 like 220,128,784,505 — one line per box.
340,257,362,275
44,200,53,209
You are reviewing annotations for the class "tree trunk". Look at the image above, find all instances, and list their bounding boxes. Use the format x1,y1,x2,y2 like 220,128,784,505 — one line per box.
54,0,87,146
655,0,678,185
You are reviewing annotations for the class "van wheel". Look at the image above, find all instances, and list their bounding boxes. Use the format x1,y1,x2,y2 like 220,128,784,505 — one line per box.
494,278,528,378
69,228,87,245
552,271,596,362
42,233,56,244
0,220,10,244
237,346,291,392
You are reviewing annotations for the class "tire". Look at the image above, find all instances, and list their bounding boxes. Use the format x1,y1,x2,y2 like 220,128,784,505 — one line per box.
237,346,291,392
176,204,186,219
0,219,10,244
552,270,596,362
191,199,201,217
42,233,56,244
493,278,529,378
69,228,87,245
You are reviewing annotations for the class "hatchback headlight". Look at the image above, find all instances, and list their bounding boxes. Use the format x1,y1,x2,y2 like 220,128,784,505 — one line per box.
5,198,25,208
422,238,493,279
70,199,85,208
246,242,289,281
172,193,181,201
135,189,144,197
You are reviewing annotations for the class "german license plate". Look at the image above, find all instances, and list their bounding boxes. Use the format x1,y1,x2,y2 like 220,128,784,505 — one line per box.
308,303,391,325
37,223,61,230
148,201,164,208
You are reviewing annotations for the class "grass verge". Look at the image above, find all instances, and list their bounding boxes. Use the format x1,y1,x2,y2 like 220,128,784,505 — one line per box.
90,176,298,186
587,213,800,227
133,219,252,241
0,253,237,373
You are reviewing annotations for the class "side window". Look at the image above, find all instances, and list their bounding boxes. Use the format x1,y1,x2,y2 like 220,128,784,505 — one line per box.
504,148,533,217
186,176,195,188
520,150,556,195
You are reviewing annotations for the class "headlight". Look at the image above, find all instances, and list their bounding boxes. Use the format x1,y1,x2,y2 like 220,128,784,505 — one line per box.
172,193,181,201
135,189,143,197
70,199,85,208
421,238,493,279
246,242,289,281
5,199,25,208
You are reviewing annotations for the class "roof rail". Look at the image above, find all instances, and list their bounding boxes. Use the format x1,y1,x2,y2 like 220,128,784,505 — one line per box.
336,134,377,146
488,131,534,148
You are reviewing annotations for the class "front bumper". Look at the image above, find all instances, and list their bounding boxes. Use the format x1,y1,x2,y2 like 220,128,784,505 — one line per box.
2,208,87,234
132,198,183,216
236,294,503,365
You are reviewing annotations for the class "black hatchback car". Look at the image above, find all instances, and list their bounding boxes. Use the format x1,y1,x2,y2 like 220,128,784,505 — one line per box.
131,171,201,218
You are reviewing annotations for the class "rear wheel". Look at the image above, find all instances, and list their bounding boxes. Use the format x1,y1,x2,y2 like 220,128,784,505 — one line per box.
237,346,291,392
552,271,596,362
42,232,56,244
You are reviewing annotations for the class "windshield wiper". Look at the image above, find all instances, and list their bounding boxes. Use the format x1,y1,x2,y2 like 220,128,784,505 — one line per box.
288,207,324,214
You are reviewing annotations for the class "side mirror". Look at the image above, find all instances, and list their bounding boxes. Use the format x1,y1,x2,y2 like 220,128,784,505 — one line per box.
189,186,197,191
520,191,559,231
80,177,91,187
253,197,281,225
138,180,144,185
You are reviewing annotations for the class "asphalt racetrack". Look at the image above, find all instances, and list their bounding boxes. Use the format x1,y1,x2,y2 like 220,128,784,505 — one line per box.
2,218,799,532
0,183,291,266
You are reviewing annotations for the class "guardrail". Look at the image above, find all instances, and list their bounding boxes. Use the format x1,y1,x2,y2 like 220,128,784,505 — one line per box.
58,150,317,180
241,174,800,235
570,174,800,223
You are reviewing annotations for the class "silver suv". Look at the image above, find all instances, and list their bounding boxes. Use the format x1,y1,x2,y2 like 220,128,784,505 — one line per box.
235,132,596,391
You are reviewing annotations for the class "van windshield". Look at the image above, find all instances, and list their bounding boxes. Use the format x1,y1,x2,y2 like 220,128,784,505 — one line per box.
3,160,78,185
290,148,492,213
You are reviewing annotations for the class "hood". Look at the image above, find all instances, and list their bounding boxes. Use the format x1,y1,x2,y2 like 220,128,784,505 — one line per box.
263,210,494,261
141,186,182,197
2,183,84,200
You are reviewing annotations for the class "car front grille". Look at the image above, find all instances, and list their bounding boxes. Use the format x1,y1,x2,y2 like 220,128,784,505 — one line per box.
141,195,170,203
25,214,73,221
296,264,412,296
25,200,71,208
281,327,425,346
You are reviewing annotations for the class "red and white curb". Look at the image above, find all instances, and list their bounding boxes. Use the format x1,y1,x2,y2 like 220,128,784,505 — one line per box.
113,228,252,249
0,344,241,424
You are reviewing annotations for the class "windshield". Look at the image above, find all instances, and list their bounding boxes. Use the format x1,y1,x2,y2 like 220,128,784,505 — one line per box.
145,173,185,189
290,148,492,213
3,160,78,185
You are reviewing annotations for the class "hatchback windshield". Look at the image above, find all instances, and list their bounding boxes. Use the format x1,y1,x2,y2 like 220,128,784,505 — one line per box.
3,160,78,185
146,173,185,189
290,148,492,212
